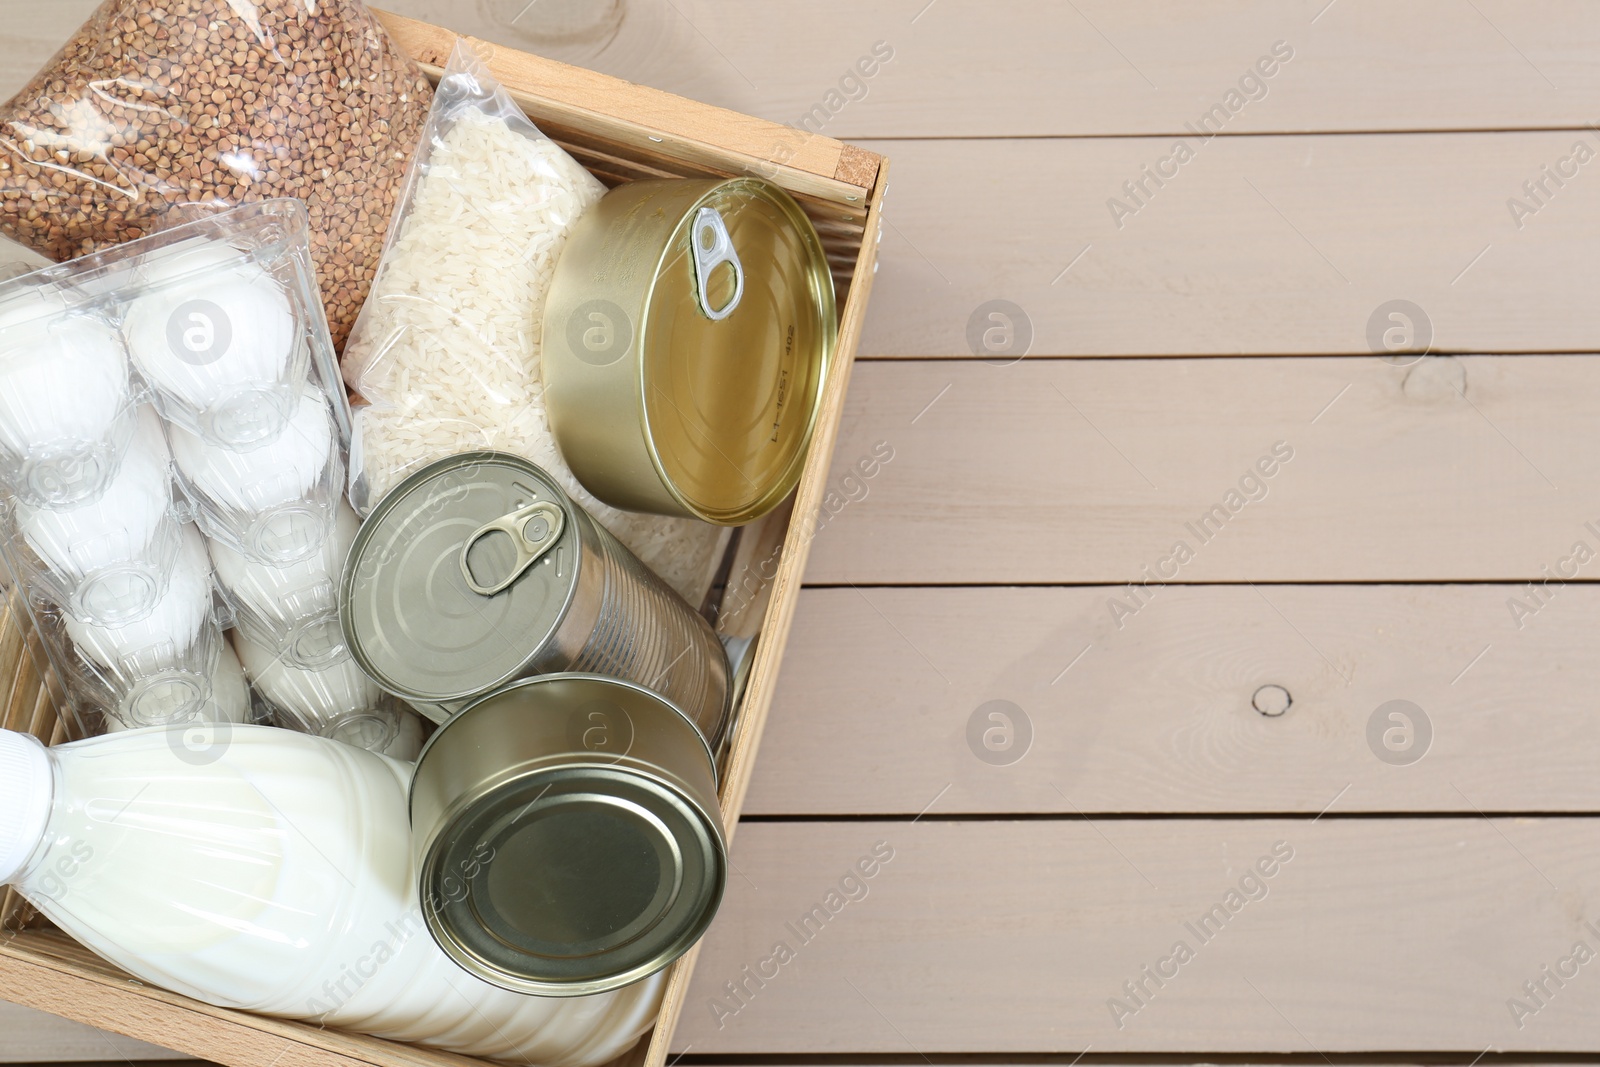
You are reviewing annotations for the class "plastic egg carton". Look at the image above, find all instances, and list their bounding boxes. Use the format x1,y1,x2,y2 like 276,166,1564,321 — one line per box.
0,200,388,744
0,201,348,505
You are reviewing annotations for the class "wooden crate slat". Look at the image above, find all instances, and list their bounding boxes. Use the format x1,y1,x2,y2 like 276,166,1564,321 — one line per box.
805,356,1600,585
0,592,28,731
0,1002,186,1062
675,818,1600,1052
745,584,1600,815
535,130,872,242
0,934,511,1067
370,11,875,209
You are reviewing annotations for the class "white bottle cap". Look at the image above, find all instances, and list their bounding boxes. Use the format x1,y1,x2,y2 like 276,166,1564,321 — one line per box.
0,730,52,886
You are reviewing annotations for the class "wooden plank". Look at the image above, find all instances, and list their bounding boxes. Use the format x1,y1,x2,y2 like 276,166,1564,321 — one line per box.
1,1062,191,1067
0,1004,188,1062
854,132,1600,357
803,356,1600,585
0,1063,192,1067
8,2,1600,141
675,818,1600,1053
746,585,1600,816
0,934,489,1067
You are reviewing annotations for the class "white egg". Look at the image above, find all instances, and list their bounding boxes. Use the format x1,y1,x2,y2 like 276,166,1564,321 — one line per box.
65,525,212,669
322,705,425,761
170,385,333,512
18,407,172,579
0,310,129,456
383,707,426,760
0,284,68,332
122,242,297,415
103,640,251,732
131,238,252,289
210,503,359,621
209,642,252,724
234,631,381,729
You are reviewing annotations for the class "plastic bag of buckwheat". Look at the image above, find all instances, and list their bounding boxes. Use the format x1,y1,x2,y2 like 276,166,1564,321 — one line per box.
0,0,432,350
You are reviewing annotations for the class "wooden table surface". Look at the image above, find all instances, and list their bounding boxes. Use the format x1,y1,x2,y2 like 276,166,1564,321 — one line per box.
6,0,1600,1062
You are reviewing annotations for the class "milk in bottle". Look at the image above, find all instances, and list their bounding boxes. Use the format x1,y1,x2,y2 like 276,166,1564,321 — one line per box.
0,725,662,1066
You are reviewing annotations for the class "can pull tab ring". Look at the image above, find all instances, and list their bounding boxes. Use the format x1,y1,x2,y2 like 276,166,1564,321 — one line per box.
460,500,566,597
691,206,744,321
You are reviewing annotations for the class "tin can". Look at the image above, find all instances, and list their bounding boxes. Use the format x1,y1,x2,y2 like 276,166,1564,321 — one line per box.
340,452,729,745
410,673,725,996
542,178,836,525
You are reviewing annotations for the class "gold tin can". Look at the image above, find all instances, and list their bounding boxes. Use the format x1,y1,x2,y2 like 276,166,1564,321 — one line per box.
340,452,730,746
542,178,836,525
411,673,725,996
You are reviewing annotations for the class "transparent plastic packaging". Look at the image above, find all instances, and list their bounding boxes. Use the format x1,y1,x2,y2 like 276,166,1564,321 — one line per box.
10,409,180,626
213,501,422,759
291,704,427,763
0,201,354,738
0,726,662,1065
124,240,312,449
0,286,138,507
235,633,384,731
62,524,211,672
0,0,432,350
171,384,342,564
0,201,349,452
211,505,360,670
97,637,253,733
342,42,725,606
67,611,249,733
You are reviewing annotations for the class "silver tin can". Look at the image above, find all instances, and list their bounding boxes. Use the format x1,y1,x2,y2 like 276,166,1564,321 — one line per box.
411,673,725,995
340,452,729,746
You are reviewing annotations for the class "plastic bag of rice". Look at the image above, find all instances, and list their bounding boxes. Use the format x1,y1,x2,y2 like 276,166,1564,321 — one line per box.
342,42,727,606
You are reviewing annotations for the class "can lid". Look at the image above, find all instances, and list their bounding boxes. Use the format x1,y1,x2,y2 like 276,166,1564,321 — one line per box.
642,180,835,524
413,675,725,996
424,765,723,994
342,453,580,703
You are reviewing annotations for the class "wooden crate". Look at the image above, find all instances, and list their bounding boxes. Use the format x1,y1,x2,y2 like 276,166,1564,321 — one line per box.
0,12,887,1067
